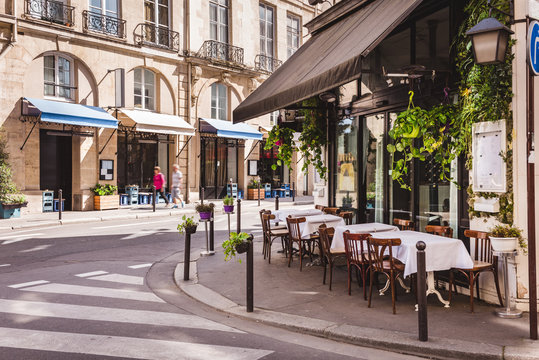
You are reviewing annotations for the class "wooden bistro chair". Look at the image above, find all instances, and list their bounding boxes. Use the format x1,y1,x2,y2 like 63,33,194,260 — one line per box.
315,205,326,211
449,230,504,312
425,225,453,238
318,225,346,290
339,211,354,225
261,213,289,264
343,231,370,300
367,236,405,314
393,218,414,231
286,216,318,271
323,207,340,215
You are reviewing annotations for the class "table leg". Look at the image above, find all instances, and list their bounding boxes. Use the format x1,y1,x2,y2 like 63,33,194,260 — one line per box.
426,271,450,308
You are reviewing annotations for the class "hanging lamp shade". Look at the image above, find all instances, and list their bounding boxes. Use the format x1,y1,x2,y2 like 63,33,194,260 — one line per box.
466,17,514,65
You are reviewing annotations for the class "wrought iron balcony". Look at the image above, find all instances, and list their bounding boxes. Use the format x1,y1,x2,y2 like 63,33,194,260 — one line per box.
254,54,282,73
133,23,180,52
197,40,244,66
25,0,75,26
83,11,126,39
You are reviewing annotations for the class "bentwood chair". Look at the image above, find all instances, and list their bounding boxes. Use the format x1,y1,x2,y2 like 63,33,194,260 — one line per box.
318,225,345,290
367,236,405,314
339,211,354,225
286,216,318,271
261,213,289,264
393,218,414,231
323,207,340,215
425,225,453,238
343,231,370,300
449,230,504,312
315,205,326,211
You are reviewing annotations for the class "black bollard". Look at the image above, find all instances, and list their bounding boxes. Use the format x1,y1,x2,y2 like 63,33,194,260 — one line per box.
58,189,62,220
247,234,254,312
152,186,156,212
209,207,215,251
237,198,241,233
292,182,295,202
201,187,204,205
257,181,261,207
184,232,191,281
275,195,279,211
416,241,428,342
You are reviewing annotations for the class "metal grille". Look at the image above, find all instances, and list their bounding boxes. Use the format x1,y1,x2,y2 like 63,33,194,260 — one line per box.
83,11,126,38
254,54,282,73
133,23,180,52
25,0,75,26
197,40,244,66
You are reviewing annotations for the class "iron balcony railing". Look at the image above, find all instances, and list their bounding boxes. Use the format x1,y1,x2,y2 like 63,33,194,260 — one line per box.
197,40,244,66
133,23,180,52
254,54,282,73
25,0,75,26
83,11,126,38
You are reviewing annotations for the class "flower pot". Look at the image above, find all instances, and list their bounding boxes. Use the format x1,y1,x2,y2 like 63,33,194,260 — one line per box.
94,195,119,210
224,205,234,213
247,188,265,200
490,236,518,252
185,224,198,234
199,211,212,220
235,241,250,254
0,203,22,219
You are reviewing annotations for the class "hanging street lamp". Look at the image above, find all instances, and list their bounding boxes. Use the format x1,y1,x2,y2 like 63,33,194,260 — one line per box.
466,17,514,64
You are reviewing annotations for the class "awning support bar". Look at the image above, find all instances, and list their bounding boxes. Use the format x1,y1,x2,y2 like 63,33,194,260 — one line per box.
176,136,193,158
244,140,260,161
20,120,38,151
99,128,117,155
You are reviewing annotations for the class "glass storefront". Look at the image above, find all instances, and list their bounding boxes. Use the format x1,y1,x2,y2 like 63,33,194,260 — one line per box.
200,136,239,199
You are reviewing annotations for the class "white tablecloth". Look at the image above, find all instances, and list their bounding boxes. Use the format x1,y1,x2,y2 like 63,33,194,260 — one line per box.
273,209,323,222
298,214,345,239
370,230,474,277
330,223,399,253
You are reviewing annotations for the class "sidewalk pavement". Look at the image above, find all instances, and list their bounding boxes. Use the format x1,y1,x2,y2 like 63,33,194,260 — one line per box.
174,233,539,360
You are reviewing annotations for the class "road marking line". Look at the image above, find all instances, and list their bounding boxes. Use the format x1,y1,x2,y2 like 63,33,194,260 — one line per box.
128,263,152,269
289,291,319,295
88,273,144,286
8,280,49,289
0,233,43,240
20,283,165,303
0,327,271,360
0,264,11,267
0,299,243,333
19,244,52,253
92,219,174,230
75,271,108,278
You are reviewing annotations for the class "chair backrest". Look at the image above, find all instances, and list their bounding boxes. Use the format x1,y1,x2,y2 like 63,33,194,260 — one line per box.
262,213,276,237
318,224,335,260
323,207,340,215
425,225,453,238
259,209,270,242
339,211,354,225
286,216,306,242
315,205,325,211
367,236,402,272
393,218,414,230
343,231,369,265
465,229,494,263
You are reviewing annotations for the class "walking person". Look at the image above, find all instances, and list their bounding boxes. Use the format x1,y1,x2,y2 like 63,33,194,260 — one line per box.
171,164,184,209
153,166,170,207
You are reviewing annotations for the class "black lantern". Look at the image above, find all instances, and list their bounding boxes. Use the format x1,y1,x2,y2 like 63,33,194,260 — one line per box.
466,17,514,64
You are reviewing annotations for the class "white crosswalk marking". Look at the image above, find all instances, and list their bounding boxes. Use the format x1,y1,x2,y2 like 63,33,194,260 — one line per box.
20,283,165,303
8,280,49,289
0,327,272,360
88,273,144,285
19,244,52,253
128,263,152,269
75,270,108,278
0,299,243,333
2,233,45,245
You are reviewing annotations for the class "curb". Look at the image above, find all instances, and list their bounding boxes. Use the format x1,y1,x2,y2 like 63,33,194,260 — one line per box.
173,260,539,360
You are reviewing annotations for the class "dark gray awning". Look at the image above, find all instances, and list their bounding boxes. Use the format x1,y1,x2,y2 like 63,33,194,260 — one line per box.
233,0,422,123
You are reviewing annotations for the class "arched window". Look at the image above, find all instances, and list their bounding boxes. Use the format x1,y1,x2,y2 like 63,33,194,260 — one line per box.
211,83,227,120
134,68,155,110
44,54,74,100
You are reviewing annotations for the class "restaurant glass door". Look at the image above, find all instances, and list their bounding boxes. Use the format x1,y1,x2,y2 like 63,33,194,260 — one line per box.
362,113,385,223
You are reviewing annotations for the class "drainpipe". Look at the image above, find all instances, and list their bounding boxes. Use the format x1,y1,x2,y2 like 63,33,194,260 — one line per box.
0,0,18,60
185,0,191,203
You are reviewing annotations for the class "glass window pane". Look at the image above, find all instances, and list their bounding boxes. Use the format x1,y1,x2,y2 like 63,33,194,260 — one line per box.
363,114,385,223
267,23,273,40
44,84,55,96
145,96,154,110
259,5,264,20
90,0,102,10
144,69,154,86
105,0,117,13
144,1,155,22
158,0,167,5
210,4,217,21
219,7,227,25
267,7,273,23
134,68,141,83
219,25,228,43
158,5,168,27
260,21,265,37
44,55,54,69
134,95,142,108
44,68,55,83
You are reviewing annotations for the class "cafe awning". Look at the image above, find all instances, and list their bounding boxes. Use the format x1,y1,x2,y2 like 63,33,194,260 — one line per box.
23,97,118,129
233,0,422,123
118,109,195,136
199,118,262,140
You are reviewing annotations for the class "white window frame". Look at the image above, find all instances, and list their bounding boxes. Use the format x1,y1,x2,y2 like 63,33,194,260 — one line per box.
144,0,170,46
134,68,156,111
259,3,275,57
89,0,119,17
43,53,74,101
287,13,301,59
209,0,229,44
211,83,228,121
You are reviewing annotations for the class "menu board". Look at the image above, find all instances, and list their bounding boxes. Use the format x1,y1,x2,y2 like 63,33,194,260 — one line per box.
472,121,506,193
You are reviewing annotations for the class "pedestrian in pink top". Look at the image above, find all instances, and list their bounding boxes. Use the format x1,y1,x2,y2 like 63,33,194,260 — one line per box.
153,166,170,206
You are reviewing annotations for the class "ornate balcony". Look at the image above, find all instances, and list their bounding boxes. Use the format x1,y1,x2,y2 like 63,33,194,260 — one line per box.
25,0,75,26
254,54,282,73
133,23,180,52
197,40,244,67
83,11,126,39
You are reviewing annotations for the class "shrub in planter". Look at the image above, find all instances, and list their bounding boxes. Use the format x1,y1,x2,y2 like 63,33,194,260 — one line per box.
489,225,525,253
0,146,27,218
223,195,234,213
246,179,264,200
196,202,214,220
177,215,198,235
91,184,119,210
222,232,253,262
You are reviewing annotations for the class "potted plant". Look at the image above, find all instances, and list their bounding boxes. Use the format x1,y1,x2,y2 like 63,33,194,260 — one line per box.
223,195,234,213
91,184,119,211
247,179,264,200
177,215,198,235
195,202,214,220
222,232,253,262
489,224,525,253
0,162,27,219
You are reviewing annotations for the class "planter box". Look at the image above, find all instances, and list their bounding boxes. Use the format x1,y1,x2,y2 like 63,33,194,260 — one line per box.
94,195,119,211
247,188,265,200
0,203,22,219
490,236,518,252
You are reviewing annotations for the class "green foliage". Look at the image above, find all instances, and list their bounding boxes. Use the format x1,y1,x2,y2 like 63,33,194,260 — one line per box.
222,232,251,262
247,178,260,189
0,133,26,205
91,184,118,196
265,125,296,172
222,195,234,206
195,202,215,213
490,224,526,252
177,215,198,235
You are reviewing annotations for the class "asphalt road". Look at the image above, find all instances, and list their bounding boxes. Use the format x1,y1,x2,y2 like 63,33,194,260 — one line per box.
0,205,424,360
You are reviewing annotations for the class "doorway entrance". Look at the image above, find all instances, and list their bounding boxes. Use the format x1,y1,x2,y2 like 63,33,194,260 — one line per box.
200,137,238,199
39,129,72,210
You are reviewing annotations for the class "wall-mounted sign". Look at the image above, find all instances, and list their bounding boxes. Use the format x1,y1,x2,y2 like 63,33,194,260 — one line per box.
472,120,506,193
100,159,114,181
248,160,258,176
528,20,539,75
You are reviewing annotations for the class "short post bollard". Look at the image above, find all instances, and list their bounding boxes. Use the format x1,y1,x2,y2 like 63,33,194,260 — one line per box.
152,186,156,212
292,182,295,202
184,232,191,281
209,207,215,252
257,180,261,207
58,189,63,220
275,195,279,211
416,241,428,342
236,198,241,233
246,234,254,312
201,187,205,205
